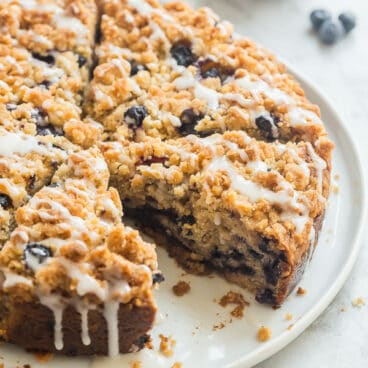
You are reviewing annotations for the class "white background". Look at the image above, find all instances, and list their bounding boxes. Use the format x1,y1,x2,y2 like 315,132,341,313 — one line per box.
188,0,368,366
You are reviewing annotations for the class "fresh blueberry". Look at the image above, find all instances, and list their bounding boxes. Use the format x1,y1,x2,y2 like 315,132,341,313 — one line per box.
310,9,332,31
152,272,165,284
318,20,343,44
77,54,87,68
32,52,55,65
179,108,204,136
124,105,148,128
338,12,356,33
130,60,148,76
0,194,12,209
24,243,52,267
170,43,197,67
255,115,280,141
36,123,64,137
5,103,17,111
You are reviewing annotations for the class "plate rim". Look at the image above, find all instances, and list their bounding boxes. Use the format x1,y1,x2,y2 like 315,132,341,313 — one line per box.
229,64,368,368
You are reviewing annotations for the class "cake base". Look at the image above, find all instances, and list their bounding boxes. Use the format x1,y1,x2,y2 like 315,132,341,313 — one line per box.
0,301,155,355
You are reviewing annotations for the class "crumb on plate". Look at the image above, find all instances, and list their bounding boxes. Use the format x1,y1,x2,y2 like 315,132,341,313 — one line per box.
285,313,293,321
352,297,365,308
159,334,176,357
219,291,249,318
172,281,191,296
297,287,307,296
257,326,272,342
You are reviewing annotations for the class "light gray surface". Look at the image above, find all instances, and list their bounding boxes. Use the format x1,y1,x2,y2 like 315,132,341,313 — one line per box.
187,0,368,366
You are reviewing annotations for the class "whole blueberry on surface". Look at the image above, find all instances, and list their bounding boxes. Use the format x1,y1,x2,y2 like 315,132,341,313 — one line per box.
310,9,332,30
318,20,343,45
338,12,356,33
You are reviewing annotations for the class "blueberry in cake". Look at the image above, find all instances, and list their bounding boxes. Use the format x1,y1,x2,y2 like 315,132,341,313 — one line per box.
0,0,333,357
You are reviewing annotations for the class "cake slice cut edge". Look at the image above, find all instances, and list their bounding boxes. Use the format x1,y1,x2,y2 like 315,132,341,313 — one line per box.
101,130,332,306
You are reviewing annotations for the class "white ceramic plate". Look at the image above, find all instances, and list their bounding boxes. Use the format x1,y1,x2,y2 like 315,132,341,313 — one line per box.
0,68,366,368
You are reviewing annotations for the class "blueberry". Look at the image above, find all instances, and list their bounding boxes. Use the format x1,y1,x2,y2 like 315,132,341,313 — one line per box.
31,107,47,125
39,80,51,89
310,9,332,31
36,123,64,137
32,52,55,65
318,20,343,45
24,243,51,267
0,194,12,209
170,43,197,67
130,60,148,76
255,115,279,141
77,54,87,68
5,103,17,111
338,12,356,33
28,174,36,190
124,105,148,128
152,272,165,284
202,67,220,79
179,108,204,136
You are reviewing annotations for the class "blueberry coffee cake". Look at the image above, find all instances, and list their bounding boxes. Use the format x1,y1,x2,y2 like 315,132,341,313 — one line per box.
0,0,333,357
0,147,158,355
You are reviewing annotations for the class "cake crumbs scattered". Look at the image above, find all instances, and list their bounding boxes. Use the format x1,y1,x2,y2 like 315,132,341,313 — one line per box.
172,281,191,296
172,363,182,368
287,324,294,330
219,291,249,318
340,306,346,312
34,352,53,363
131,361,142,368
296,287,307,296
159,334,176,357
334,174,340,180
351,297,365,308
257,326,272,342
285,313,293,321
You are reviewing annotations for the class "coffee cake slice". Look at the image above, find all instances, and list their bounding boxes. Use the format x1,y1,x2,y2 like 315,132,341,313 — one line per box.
101,131,332,305
0,147,158,355
86,0,330,147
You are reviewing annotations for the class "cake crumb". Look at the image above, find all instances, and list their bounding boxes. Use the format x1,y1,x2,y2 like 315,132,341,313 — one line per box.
159,334,176,357
172,281,191,296
212,322,226,331
34,352,53,363
257,326,272,342
219,291,249,318
352,297,365,308
172,363,182,368
296,287,307,296
23,365,31,368
334,174,340,180
332,185,339,194
287,324,294,330
340,306,346,312
131,361,141,368
285,313,293,321
145,336,154,350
